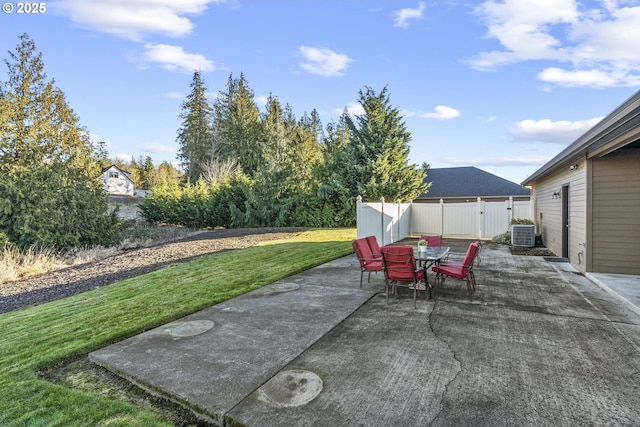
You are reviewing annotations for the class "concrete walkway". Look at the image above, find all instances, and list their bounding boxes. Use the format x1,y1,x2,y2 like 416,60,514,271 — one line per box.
90,241,640,426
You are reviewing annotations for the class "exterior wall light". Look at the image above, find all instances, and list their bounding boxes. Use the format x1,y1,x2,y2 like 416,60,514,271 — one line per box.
552,191,561,199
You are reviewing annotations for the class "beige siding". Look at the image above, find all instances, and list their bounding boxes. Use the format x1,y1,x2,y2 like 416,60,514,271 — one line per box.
590,149,640,274
529,158,587,272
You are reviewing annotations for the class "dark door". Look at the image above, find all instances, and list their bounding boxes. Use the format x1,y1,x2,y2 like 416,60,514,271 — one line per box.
562,185,569,258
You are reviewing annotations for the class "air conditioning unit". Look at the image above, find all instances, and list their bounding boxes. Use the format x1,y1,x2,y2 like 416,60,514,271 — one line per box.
511,224,535,247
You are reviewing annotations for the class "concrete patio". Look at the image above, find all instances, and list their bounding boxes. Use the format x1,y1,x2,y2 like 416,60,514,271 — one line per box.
90,239,640,426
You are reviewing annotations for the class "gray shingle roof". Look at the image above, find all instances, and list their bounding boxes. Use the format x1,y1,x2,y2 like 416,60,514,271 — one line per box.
418,166,530,199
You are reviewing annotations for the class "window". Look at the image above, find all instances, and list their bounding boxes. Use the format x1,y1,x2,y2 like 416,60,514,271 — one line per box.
109,171,119,179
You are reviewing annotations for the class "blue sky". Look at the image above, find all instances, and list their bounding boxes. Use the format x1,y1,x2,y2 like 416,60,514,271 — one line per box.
2,0,640,185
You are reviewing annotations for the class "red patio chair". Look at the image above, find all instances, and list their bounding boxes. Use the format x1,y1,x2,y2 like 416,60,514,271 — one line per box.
420,235,443,247
352,238,384,288
432,241,481,291
381,245,427,308
419,235,448,264
364,235,382,258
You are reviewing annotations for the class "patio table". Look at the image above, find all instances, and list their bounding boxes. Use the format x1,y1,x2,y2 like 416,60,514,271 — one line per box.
416,246,450,293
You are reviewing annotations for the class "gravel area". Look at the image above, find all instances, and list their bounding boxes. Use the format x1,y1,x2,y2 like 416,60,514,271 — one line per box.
0,227,306,314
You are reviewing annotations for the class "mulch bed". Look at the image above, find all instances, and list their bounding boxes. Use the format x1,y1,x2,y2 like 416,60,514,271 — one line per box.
509,245,556,256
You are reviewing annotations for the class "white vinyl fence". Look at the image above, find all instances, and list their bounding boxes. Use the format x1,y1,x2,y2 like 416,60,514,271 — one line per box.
356,196,533,244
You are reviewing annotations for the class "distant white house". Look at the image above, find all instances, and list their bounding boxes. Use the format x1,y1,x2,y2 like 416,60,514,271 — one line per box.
101,165,134,196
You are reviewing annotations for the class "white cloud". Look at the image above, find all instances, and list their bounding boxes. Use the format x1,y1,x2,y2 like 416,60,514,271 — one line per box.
255,95,269,108
142,142,177,155
298,46,353,77
420,105,461,120
570,5,640,64
51,0,225,41
130,44,215,73
332,102,365,117
509,116,603,144
537,67,624,87
114,152,134,163
166,91,183,99
470,0,577,70
471,0,640,88
394,2,426,29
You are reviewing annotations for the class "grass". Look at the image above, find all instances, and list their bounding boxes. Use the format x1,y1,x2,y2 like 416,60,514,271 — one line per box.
0,228,355,427
0,246,68,284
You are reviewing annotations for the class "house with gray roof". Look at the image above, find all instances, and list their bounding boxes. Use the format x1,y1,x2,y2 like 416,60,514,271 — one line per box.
416,166,530,202
522,90,640,275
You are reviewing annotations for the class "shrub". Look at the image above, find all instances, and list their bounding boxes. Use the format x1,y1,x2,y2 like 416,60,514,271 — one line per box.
510,218,534,225
491,231,511,245
0,167,121,250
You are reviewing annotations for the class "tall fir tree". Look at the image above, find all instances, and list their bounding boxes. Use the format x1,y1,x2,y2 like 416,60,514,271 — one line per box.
284,109,322,193
213,73,263,177
0,34,119,249
176,70,214,183
261,94,286,167
229,95,291,227
343,86,427,202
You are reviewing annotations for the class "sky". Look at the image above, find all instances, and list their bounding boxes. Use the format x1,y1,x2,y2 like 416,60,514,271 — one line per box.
2,0,640,185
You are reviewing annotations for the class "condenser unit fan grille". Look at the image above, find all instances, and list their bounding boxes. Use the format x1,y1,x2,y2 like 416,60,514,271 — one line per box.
511,225,535,247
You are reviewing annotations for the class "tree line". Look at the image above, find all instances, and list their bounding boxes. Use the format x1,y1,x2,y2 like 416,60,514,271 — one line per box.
139,71,429,228
0,33,428,250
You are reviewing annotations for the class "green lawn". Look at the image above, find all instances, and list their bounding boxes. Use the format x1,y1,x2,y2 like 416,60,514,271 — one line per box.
0,228,355,427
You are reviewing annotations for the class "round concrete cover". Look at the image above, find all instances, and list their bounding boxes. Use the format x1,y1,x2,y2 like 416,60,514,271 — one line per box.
256,282,301,296
270,282,300,292
165,320,214,338
258,369,323,407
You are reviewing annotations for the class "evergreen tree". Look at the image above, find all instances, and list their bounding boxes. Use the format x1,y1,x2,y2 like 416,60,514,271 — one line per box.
0,34,119,249
153,161,181,187
309,108,325,143
343,86,427,202
213,73,262,177
318,109,350,183
261,94,286,167
293,110,354,227
176,70,214,183
228,95,292,227
285,109,322,192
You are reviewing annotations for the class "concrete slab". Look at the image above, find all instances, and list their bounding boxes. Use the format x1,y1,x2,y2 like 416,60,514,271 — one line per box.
89,259,377,425
227,245,640,426
90,241,640,426
588,272,640,316
228,296,458,426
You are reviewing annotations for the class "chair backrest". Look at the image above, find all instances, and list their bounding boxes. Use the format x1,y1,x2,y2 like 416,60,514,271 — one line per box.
420,235,442,247
381,246,417,282
364,235,381,257
353,238,375,268
461,241,481,270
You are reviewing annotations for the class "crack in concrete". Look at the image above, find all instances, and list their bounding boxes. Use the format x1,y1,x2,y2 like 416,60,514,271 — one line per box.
426,296,462,426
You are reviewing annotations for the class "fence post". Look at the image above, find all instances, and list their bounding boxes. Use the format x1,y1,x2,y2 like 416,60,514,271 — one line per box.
380,197,385,245
477,197,483,239
397,199,402,243
439,198,444,236
356,195,362,238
